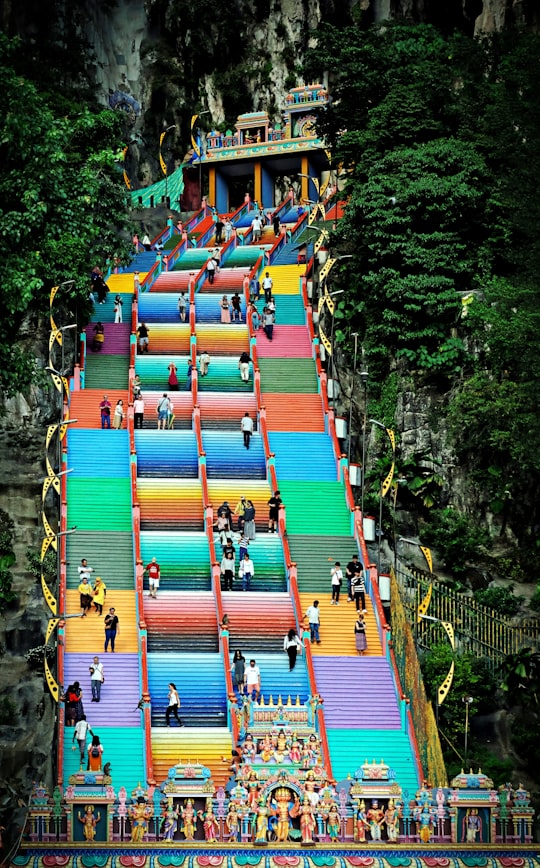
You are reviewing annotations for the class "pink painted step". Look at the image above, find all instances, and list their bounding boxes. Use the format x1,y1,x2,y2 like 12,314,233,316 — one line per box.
256,326,313,357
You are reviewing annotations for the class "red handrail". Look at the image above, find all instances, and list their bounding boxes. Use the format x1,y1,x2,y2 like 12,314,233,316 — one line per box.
288,567,334,781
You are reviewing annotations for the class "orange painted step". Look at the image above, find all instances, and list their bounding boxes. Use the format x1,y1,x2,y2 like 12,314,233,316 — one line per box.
198,393,258,428
261,394,325,432
299,592,382,656
144,591,217,635
138,391,193,425
221,591,295,641
64,590,138,653
151,728,233,790
69,389,129,429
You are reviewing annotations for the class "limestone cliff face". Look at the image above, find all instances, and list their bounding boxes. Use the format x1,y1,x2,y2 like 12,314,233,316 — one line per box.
78,0,537,150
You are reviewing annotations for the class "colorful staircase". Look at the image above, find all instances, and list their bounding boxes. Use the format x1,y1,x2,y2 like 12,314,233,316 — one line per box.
62,217,421,805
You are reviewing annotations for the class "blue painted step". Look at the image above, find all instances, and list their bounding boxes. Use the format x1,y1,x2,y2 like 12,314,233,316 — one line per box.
202,431,266,479
268,433,337,481
148,652,227,726
138,293,190,323
136,430,199,477
68,431,131,478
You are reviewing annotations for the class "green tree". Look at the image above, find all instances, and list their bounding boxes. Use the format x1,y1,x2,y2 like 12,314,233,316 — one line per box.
0,36,132,397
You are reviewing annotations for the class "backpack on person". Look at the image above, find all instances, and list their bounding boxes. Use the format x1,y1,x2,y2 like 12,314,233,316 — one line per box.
91,746,100,758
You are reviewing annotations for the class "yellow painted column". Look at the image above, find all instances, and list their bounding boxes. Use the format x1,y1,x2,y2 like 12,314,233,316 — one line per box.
254,161,262,206
208,167,216,207
300,156,310,202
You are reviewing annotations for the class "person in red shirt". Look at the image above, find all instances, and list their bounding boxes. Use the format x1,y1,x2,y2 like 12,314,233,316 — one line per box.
144,557,161,598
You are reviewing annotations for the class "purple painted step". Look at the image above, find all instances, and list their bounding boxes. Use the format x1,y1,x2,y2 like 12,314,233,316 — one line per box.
64,653,141,727
84,323,131,355
314,657,401,729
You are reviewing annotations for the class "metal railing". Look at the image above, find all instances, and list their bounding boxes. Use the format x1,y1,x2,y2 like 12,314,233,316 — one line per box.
395,564,540,666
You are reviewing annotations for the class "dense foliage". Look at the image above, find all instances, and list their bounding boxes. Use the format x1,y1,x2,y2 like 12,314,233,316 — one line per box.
305,23,540,552
0,35,132,398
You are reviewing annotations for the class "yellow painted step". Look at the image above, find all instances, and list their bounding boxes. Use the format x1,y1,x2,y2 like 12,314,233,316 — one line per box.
262,264,304,295
64,589,139,654
106,273,147,294
151,727,233,790
299,592,382,657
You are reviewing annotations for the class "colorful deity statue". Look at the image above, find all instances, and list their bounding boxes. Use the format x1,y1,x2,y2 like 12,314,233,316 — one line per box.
128,798,152,843
180,799,197,840
272,786,295,842
325,802,341,842
463,807,482,843
356,800,368,843
289,733,302,763
297,794,316,844
199,798,219,843
246,769,260,809
254,798,270,844
243,732,256,762
161,798,179,842
226,803,243,841
274,730,289,763
78,804,100,842
385,799,400,842
416,803,435,843
367,799,385,841
304,770,320,807
259,732,273,762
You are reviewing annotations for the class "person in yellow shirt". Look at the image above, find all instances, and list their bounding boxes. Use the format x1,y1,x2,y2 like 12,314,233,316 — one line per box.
78,576,93,618
92,577,107,616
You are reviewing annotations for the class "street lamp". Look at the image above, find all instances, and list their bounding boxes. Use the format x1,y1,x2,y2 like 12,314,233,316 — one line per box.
347,333,359,467
369,420,396,572
50,323,77,375
359,356,369,516
159,124,176,206
463,695,474,767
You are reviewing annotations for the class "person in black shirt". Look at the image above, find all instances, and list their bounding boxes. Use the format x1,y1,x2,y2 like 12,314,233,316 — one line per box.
346,554,361,602
267,491,282,533
104,607,120,652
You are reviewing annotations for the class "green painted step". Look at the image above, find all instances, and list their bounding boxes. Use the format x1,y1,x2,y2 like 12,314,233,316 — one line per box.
66,532,134,589
84,354,129,389
63,727,145,795
256,296,305,326
67,479,133,531
327,728,420,793
227,248,264,267
174,249,212,269
278,481,352,536
258,358,318,393
288,534,359,592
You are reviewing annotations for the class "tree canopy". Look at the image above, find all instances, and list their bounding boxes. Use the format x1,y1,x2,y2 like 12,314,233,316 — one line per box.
0,35,132,398
304,22,540,548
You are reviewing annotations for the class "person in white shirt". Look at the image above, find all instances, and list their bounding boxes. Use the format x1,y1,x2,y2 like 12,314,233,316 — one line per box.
283,628,303,671
89,656,105,702
240,411,254,448
134,396,145,429
251,215,262,242
238,553,254,591
73,715,93,763
78,558,94,583
305,600,321,644
244,659,261,700
330,561,343,605
262,271,273,302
